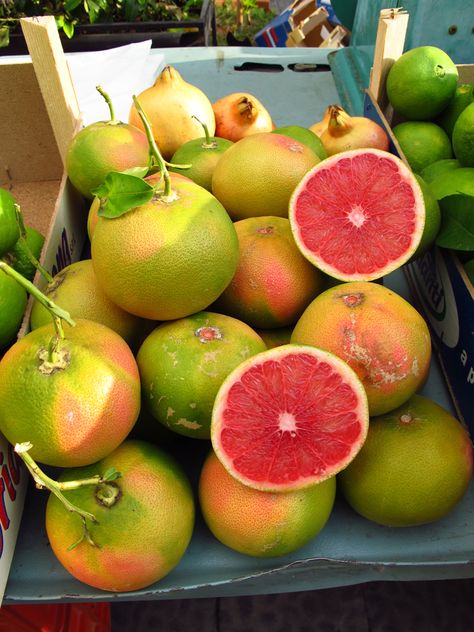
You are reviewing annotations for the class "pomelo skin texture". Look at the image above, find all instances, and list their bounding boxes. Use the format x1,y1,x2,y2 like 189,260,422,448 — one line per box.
91,179,239,321
136,311,267,439
66,121,150,199
199,450,336,558
213,216,326,329
29,259,147,348
291,282,431,416
211,132,321,220
0,319,141,467
46,440,195,592
338,395,474,527
289,148,425,282
211,344,369,492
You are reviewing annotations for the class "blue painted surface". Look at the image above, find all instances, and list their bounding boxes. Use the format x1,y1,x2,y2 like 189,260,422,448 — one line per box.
4,47,474,604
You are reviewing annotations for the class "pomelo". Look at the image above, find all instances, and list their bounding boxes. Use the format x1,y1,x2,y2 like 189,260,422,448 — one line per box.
338,394,473,527
0,319,141,467
211,132,321,220
3,225,45,282
211,344,369,492
291,281,432,416
91,177,239,321
29,259,148,349
289,148,425,281
199,450,336,557
46,439,195,592
212,216,326,329
0,188,20,257
392,121,452,173
419,158,461,184
136,311,267,440
272,125,327,161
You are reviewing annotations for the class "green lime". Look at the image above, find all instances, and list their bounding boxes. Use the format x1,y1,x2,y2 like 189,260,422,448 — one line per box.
386,46,459,120
410,175,441,259
452,101,474,167
437,83,474,138
272,125,327,161
419,158,461,184
392,121,452,173
0,189,20,257
0,271,27,351
170,136,233,192
3,225,45,281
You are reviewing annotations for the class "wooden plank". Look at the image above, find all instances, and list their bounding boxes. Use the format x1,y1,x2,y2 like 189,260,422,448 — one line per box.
369,8,409,123
20,16,80,165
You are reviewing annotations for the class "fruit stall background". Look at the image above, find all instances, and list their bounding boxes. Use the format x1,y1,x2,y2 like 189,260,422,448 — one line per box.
0,3,473,630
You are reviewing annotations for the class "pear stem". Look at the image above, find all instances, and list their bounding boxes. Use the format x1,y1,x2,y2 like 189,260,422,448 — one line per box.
96,85,116,122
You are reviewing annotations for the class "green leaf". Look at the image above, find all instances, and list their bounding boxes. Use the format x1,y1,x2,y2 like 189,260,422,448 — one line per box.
64,0,83,11
62,20,75,39
0,26,10,48
120,165,150,179
92,172,154,219
435,194,474,251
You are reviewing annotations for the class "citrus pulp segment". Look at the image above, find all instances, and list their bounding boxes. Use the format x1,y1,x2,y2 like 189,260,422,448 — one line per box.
211,344,369,492
289,148,425,281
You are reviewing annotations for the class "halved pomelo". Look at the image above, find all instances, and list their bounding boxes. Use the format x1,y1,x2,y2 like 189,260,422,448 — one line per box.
211,344,369,492
289,148,425,281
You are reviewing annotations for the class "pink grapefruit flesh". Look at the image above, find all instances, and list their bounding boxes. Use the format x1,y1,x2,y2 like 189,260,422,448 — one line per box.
211,344,369,491
289,148,425,281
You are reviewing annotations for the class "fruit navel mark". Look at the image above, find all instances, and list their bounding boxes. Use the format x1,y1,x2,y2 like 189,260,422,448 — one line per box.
195,326,222,343
339,292,365,307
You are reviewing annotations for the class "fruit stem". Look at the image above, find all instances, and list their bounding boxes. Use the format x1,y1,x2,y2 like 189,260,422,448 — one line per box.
192,115,217,149
327,104,353,136
96,85,116,122
14,204,53,283
15,442,121,549
132,95,175,199
0,261,75,328
237,96,256,121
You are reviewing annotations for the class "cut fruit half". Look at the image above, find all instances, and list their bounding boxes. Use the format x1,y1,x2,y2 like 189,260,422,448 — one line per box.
289,148,425,281
211,344,369,492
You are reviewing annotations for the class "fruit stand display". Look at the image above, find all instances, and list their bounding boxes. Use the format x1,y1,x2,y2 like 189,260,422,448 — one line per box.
1,11,474,605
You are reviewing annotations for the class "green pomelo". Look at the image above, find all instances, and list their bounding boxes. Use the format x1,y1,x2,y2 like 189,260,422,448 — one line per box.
272,125,327,161
137,311,267,439
170,135,233,192
338,394,473,527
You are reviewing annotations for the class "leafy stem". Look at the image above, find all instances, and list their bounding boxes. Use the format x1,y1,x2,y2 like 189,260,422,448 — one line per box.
15,442,121,549
14,204,53,283
132,95,175,199
96,84,116,122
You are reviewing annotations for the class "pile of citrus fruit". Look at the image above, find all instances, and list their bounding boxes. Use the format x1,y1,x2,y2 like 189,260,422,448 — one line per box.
0,47,472,594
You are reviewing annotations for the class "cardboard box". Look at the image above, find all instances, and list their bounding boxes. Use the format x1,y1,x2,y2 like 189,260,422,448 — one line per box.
364,9,474,436
0,17,87,603
255,0,327,48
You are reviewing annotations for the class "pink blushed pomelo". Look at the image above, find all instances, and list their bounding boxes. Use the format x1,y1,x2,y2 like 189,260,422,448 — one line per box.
289,148,425,281
211,344,369,492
